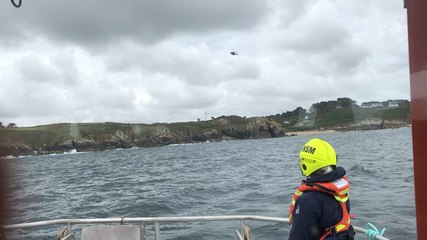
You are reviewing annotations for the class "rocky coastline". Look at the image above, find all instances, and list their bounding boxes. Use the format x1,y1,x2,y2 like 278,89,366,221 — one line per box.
1,110,413,158
0,116,286,157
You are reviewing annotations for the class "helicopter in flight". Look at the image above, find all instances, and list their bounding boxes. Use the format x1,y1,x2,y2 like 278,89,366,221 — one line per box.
230,51,238,56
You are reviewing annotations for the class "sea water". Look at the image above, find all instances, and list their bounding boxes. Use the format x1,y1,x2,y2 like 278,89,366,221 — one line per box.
1,127,415,239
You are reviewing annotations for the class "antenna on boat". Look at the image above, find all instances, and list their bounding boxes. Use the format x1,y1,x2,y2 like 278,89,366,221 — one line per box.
11,0,22,8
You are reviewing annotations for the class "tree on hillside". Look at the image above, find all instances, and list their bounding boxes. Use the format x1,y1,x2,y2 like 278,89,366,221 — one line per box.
310,98,357,118
337,97,357,108
398,99,410,106
387,99,410,107
281,107,306,119
293,107,306,117
0,122,3,128
7,123,17,128
310,101,337,118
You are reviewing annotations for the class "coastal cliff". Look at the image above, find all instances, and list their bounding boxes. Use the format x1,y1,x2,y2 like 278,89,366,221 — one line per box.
0,98,411,157
0,116,285,157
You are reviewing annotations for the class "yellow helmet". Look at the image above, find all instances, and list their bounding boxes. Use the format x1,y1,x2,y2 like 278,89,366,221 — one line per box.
299,138,337,176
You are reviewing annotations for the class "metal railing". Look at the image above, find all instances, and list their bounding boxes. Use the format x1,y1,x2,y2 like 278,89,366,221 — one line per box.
2,215,390,240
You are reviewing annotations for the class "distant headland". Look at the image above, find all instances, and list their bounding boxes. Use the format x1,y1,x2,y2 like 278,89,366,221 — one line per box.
0,98,410,157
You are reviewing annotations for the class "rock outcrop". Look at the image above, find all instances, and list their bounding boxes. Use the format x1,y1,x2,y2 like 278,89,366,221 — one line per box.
0,117,285,157
0,114,409,157
332,118,409,131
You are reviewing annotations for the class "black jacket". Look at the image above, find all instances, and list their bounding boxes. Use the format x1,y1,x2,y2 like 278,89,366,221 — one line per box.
288,167,355,240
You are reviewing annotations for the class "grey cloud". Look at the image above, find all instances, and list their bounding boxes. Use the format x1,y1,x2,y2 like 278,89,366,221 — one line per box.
105,41,261,86
0,0,410,127
147,83,220,110
283,20,349,53
71,82,137,112
51,52,79,84
13,48,80,86
273,0,314,26
328,43,371,73
0,0,269,46
0,85,65,119
16,53,59,83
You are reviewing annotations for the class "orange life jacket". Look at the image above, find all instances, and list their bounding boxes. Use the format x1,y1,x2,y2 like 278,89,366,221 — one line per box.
288,176,351,239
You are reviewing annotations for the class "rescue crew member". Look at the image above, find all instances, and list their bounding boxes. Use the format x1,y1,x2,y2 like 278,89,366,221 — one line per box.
288,138,355,240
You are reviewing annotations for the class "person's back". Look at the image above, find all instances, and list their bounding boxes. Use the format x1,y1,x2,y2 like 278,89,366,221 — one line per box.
288,138,355,240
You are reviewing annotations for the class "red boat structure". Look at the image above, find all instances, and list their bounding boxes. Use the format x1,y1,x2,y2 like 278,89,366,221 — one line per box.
406,0,427,239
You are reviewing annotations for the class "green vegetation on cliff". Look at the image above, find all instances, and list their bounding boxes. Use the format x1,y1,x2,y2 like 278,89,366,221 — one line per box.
0,116,284,157
268,98,410,131
0,98,410,157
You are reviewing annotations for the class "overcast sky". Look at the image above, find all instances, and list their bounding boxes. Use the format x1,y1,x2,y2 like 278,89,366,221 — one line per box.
0,0,409,127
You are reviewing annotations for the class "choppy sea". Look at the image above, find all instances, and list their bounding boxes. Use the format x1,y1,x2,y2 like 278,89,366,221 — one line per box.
1,127,415,239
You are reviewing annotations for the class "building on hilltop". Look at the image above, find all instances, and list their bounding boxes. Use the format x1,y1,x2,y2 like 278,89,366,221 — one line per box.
361,101,383,108
387,101,399,108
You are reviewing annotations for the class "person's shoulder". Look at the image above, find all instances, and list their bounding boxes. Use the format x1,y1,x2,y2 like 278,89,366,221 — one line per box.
298,191,330,203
